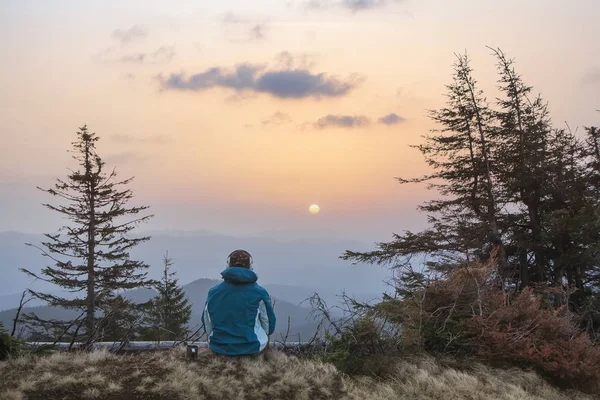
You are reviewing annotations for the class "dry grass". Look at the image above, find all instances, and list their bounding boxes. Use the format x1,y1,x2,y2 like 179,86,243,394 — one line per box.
0,348,594,400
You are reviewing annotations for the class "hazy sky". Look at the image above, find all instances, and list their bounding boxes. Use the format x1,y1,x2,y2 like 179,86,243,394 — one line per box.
1,0,598,242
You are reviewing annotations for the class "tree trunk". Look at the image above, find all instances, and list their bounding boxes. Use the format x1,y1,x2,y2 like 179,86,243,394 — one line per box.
527,201,545,282
518,244,529,288
465,76,509,274
552,238,564,289
493,49,547,284
85,143,96,335
86,207,96,334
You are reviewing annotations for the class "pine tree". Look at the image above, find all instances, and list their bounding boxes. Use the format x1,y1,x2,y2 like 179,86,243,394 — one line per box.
97,295,145,342
584,126,600,182
489,47,552,285
340,48,600,355
542,129,589,289
21,125,154,336
144,253,192,341
343,50,600,304
343,53,508,276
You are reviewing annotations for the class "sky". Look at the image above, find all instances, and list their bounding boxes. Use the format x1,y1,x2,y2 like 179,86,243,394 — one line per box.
0,0,599,243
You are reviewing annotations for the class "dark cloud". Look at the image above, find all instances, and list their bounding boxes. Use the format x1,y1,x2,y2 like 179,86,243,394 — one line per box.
159,65,360,99
112,25,147,44
378,113,405,125
314,114,370,129
582,68,600,85
111,134,170,144
120,46,175,64
163,64,260,91
256,70,358,98
262,112,293,126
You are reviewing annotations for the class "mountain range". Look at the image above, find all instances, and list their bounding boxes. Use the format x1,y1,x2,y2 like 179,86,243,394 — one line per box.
0,230,389,306
0,230,391,340
1,277,323,341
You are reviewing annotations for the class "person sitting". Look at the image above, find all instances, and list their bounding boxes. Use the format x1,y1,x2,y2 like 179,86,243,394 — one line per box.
201,249,276,356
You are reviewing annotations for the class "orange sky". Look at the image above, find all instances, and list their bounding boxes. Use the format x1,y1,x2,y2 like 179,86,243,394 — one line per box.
0,0,598,241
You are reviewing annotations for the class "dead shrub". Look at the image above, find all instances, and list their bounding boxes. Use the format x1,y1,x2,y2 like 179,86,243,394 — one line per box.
379,259,600,393
466,288,600,391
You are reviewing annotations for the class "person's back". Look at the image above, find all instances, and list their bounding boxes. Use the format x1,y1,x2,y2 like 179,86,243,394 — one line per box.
202,250,276,356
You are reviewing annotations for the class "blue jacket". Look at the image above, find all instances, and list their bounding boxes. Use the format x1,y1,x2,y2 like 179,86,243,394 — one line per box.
201,267,276,356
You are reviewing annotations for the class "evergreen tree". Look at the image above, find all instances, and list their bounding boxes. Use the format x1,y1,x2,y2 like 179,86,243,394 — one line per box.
490,47,552,285
542,129,593,292
97,295,145,342
144,253,192,341
343,53,508,276
21,125,153,336
343,49,600,322
577,124,600,320
584,126,600,183
491,50,600,296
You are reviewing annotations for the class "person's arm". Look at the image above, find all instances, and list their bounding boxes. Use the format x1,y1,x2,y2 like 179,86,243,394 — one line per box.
201,301,213,338
259,293,276,336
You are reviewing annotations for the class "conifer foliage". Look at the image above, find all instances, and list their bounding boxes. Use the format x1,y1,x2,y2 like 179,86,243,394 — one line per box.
343,50,600,334
144,253,192,341
21,125,154,336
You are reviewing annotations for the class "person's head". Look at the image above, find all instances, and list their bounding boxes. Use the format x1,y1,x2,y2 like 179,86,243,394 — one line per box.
226,249,253,270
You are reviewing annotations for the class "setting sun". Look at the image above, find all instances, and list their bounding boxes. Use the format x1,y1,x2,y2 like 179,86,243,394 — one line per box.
309,204,320,214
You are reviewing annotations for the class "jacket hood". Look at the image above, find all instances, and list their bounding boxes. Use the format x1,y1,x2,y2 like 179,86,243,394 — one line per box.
221,266,258,284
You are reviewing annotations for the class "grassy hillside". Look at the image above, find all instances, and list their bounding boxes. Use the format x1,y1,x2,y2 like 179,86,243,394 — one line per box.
0,348,592,400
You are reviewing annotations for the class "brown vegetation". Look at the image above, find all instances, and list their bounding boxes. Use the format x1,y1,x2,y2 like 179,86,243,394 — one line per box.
370,258,600,394
0,347,592,400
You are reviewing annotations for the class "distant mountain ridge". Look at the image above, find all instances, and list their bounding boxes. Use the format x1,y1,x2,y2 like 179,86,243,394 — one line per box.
0,230,389,305
0,230,389,340
0,277,321,340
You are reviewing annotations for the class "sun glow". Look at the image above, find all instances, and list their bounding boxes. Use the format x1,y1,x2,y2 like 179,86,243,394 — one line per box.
309,204,320,214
